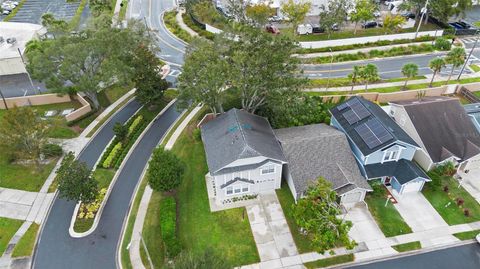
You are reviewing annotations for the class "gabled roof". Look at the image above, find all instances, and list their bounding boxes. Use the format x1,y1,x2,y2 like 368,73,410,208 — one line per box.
329,96,418,156
364,159,429,184
275,124,372,196
391,97,480,163
200,109,286,174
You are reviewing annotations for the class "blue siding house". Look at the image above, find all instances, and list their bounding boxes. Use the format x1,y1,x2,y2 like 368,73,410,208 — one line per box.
329,97,430,195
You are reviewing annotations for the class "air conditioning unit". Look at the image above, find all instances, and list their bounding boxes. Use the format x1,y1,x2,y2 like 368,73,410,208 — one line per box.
6,37,17,44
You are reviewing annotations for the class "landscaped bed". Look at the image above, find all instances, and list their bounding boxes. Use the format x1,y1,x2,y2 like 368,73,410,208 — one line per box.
141,111,259,267
307,76,426,88
73,102,168,233
422,170,480,225
164,11,193,43
11,223,40,258
0,217,23,256
365,180,412,237
392,241,421,252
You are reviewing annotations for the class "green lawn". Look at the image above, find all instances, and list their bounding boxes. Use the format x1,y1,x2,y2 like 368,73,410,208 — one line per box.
276,183,315,253
304,254,354,269
93,168,116,190
470,64,480,73
365,181,412,237
392,241,421,252
172,113,259,266
296,23,440,42
140,191,166,269
422,176,480,225
11,223,40,258
308,76,426,88
0,218,23,256
0,145,58,192
453,230,480,240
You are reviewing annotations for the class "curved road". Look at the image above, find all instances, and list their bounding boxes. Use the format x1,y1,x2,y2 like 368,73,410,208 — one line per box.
33,1,187,268
33,100,182,269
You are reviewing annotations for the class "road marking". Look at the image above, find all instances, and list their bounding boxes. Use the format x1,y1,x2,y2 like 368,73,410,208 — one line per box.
168,70,182,77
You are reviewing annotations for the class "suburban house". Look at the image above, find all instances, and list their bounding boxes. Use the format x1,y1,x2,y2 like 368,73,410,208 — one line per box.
464,103,480,133
275,124,372,207
200,108,287,210
389,97,480,173
330,96,430,195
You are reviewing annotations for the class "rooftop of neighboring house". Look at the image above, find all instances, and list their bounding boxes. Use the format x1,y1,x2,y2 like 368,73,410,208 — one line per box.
200,108,286,175
390,97,480,163
364,159,430,184
329,96,419,156
275,124,372,196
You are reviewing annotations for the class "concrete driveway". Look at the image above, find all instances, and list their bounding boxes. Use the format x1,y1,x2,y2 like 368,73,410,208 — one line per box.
344,203,385,243
393,192,448,232
459,170,480,204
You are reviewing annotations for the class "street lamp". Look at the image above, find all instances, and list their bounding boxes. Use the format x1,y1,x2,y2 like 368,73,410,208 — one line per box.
457,30,479,81
414,0,429,39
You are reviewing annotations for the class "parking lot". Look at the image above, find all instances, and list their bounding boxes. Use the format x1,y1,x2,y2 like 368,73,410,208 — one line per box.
1,0,80,24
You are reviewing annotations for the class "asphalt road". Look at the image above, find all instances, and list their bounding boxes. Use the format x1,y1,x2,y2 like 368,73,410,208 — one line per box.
8,0,80,24
33,100,183,269
127,0,186,86
347,242,480,269
302,52,472,80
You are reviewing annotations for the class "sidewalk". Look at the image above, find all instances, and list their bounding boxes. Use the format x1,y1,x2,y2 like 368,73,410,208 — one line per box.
176,8,198,38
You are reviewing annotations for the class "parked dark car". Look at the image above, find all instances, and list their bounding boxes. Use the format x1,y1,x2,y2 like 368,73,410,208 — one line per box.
312,24,325,33
401,11,415,19
362,21,378,28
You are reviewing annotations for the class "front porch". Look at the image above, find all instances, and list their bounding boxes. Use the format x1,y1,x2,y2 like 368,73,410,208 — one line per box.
205,173,260,212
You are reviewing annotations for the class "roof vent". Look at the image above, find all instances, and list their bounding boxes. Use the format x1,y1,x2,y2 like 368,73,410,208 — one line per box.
6,37,16,45
388,127,395,132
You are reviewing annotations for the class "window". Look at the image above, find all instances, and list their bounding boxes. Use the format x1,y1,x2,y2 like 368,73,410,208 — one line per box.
225,184,249,196
261,165,275,175
383,150,399,162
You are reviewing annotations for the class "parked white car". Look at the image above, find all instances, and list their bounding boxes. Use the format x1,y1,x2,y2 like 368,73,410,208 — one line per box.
297,24,313,35
476,233,480,244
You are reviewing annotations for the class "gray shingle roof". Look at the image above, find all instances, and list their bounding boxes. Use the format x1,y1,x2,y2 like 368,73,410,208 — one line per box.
330,96,419,156
200,109,286,174
275,124,372,197
364,159,429,184
392,97,480,163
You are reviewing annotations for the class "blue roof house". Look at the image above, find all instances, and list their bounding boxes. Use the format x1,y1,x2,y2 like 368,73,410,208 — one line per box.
329,97,430,195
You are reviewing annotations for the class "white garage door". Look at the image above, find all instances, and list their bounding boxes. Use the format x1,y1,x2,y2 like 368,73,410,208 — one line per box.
402,180,424,193
466,158,480,171
341,191,364,204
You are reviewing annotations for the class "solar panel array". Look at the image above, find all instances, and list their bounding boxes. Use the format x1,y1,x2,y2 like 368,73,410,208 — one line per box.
354,119,394,149
342,99,371,125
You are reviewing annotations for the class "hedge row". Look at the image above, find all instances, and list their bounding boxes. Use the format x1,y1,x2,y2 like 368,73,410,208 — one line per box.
159,197,181,258
182,13,215,40
113,120,148,169
102,142,122,168
128,115,143,136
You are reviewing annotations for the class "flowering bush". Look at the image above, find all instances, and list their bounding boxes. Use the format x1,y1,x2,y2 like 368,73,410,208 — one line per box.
78,188,107,219
128,115,143,136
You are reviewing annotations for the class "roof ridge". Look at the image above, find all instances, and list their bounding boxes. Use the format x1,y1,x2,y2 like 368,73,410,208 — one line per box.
233,109,250,154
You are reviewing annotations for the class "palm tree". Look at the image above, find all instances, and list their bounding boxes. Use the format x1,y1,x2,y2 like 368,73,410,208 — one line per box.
401,63,419,89
361,63,379,92
428,57,446,87
349,65,362,93
445,47,466,84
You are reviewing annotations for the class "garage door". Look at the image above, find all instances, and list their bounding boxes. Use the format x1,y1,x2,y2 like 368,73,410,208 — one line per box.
341,191,364,204
466,158,480,171
402,180,424,193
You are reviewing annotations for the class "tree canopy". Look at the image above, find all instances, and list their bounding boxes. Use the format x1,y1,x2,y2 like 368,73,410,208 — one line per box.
281,0,311,35
292,178,356,254
318,0,352,37
57,152,98,203
147,147,185,192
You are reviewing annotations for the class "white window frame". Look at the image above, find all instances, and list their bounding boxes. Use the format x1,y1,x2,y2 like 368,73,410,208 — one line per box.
260,164,275,175
225,184,249,196
382,148,400,163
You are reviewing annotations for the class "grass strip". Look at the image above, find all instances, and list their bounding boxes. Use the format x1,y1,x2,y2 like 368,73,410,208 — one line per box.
68,0,88,30
308,76,426,88
470,64,480,73
453,230,480,240
11,223,40,258
392,241,421,252
304,254,354,269
0,218,23,256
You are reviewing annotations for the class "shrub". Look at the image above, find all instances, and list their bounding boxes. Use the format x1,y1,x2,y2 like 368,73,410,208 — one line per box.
457,198,464,206
464,208,470,217
443,185,449,192
113,122,128,142
159,197,181,258
192,128,201,141
42,143,63,158
147,147,184,192
434,37,452,51
102,142,122,168
78,188,107,219
128,115,143,136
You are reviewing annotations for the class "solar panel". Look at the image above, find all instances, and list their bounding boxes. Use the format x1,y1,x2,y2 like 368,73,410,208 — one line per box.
343,110,360,125
350,102,371,121
337,102,349,111
355,119,394,149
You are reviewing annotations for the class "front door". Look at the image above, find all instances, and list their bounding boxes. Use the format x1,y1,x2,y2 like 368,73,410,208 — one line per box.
384,176,392,186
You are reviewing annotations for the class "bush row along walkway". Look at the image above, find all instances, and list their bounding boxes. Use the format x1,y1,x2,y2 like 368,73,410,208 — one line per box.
129,104,201,269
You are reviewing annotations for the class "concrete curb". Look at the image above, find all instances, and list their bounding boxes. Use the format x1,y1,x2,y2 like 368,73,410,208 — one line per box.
68,100,177,238
161,8,190,46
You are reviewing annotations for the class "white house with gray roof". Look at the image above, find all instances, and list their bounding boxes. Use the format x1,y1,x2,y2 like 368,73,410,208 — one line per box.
200,109,287,210
275,124,372,207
